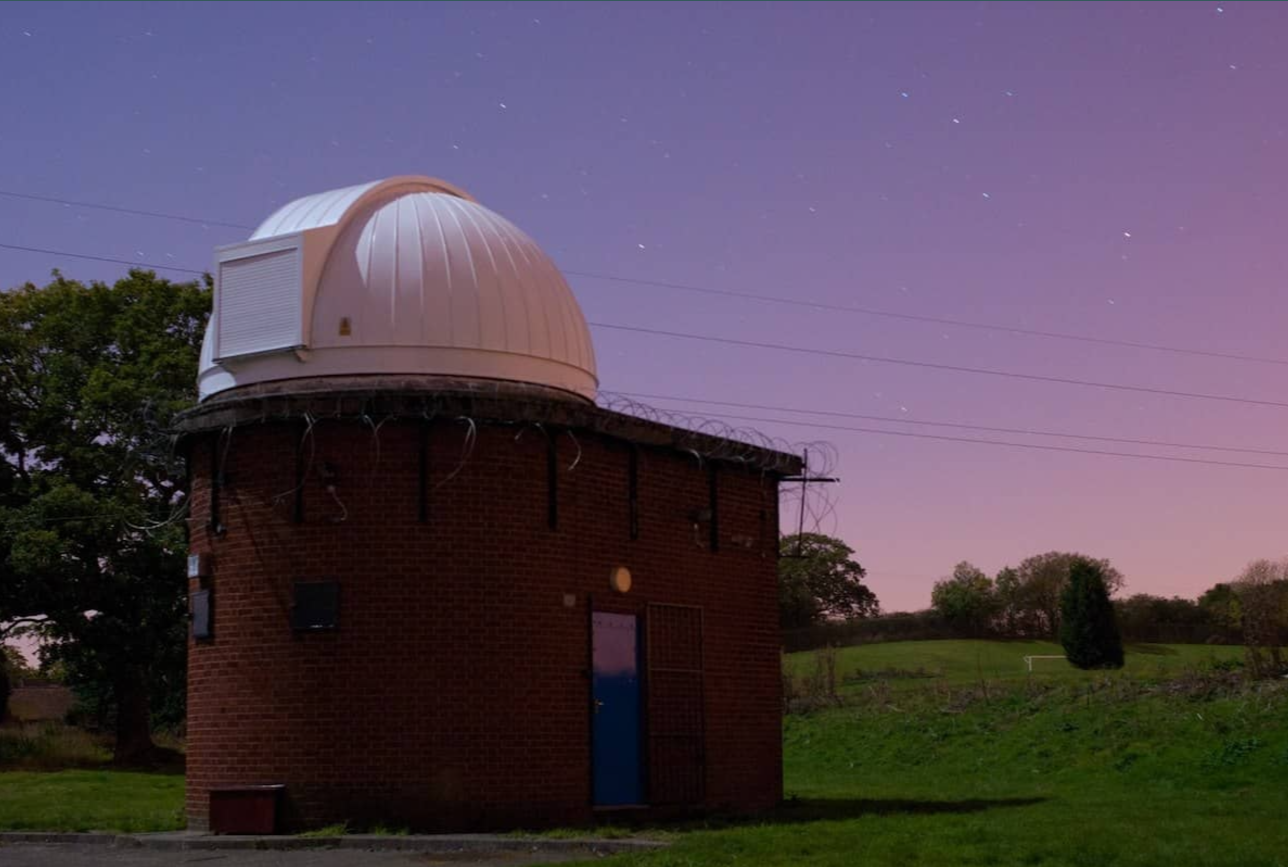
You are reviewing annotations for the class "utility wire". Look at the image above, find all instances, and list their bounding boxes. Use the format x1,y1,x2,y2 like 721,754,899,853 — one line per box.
647,407,1288,473
0,190,252,230
4,185,1287,370
567,269,1288,369
6,234,1283,470
0,242,205,276
617,390,1288,458
593,322,1288,411
7,237,1288,413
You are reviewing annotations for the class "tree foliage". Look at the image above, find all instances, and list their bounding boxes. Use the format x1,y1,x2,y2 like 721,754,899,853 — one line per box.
999,552,1124,637
1198,582,1243,636
1231,560,1288,678
779,533,879,629
0,270,208,762
930,562,997,637
1059,558,1124,670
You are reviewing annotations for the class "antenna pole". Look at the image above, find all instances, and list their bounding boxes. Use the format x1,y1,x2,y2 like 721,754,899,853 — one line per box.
795,448,808,556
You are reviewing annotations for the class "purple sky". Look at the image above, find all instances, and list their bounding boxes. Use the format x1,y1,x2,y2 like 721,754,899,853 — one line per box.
3,1,1288,612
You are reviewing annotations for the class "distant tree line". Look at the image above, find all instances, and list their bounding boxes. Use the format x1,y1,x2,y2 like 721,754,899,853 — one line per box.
925,553,1287,651
929,553,1126,640
782,546,1288,673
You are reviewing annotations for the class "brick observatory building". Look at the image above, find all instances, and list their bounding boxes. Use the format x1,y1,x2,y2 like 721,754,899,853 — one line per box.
178,176,802,832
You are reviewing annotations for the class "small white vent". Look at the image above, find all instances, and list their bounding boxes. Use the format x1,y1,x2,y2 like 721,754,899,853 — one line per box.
216,247,301,360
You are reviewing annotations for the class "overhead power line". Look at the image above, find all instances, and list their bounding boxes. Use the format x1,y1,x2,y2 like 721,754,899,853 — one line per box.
619,391,1288,458
6,238,1288,413
593,322,1288,411
647,407,1288,473
0,242,205,276
4,185,1287,370
4,236,1283,472
567,269,1288,369
6,237,1288,413
0,190,252,230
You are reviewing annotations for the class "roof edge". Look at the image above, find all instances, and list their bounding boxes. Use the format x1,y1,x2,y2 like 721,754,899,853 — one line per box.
173,388,803,475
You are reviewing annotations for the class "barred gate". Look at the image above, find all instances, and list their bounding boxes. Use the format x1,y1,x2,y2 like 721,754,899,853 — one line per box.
645,603,705,806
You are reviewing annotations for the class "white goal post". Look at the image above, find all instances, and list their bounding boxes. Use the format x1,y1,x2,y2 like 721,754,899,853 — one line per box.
1023,655,1067,673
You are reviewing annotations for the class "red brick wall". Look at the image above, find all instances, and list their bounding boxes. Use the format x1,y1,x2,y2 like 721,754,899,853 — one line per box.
186,416,783,831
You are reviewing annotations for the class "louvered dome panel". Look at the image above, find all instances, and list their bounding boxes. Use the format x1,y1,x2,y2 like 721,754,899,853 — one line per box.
215,247,302,360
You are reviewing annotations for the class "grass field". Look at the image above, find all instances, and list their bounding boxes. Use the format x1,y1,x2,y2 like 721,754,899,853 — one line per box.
2,640,1284,867
590,640,1287,867
782,638,1245,691
0,770,183,832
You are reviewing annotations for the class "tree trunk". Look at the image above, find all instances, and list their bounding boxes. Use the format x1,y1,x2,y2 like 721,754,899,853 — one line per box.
112,667,157,766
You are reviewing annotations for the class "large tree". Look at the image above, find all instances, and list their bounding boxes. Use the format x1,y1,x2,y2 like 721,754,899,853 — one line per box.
931,561,997,637
779,533,879,629
0,270,208,763
1004,551,1124,638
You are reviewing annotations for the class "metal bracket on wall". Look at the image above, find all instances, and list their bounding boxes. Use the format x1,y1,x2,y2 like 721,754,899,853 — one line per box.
292,421,307,524
417,421,430,523
547,429,559,530
780,448,839,559
628,446,640,540
209,433,227,536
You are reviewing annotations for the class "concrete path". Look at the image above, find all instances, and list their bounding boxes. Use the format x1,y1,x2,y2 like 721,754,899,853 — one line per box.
0,843,588,866
0,833,665,866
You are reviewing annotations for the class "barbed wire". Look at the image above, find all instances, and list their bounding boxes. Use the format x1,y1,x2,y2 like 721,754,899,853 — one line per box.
596,390,837,477
174,382,844,537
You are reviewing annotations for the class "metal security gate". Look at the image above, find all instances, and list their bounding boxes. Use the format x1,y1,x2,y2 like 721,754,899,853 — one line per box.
645,603,705,806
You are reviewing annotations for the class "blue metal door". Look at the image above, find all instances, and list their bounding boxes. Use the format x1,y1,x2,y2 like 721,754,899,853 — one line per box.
592,611,643,806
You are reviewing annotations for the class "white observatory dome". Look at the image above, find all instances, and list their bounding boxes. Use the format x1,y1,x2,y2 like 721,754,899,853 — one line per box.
198,176,597,402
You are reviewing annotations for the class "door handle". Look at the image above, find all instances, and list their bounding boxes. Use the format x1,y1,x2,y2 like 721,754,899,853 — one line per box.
593,699,604,714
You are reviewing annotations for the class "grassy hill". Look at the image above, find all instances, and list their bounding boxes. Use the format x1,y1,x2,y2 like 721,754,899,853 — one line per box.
596,640,1287,867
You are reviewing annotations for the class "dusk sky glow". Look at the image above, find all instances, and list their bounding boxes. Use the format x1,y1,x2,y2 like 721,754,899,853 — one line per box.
3,1,1288,612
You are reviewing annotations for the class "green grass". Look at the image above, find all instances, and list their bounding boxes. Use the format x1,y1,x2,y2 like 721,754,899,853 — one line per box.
298,821,350,837
2,640,1284,865
784,639,1245,692
0,770,184,832
586,640,1287,867
297,821,411,837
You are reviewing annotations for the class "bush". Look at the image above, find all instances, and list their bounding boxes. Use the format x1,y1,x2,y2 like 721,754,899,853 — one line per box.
783,645,842,713
0,723,111,770
1060,559,1125,670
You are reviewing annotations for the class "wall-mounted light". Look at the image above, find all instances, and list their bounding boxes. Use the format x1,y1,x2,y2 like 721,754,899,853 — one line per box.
609,565,632,594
